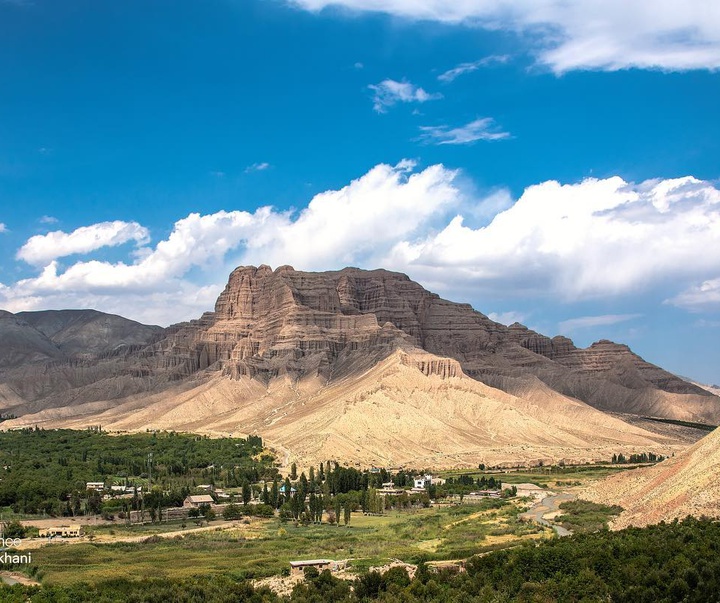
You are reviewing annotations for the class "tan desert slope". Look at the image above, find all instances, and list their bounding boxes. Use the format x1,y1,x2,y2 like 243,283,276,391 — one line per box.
7,349,688,469
1,265,717,468
583,425,720,529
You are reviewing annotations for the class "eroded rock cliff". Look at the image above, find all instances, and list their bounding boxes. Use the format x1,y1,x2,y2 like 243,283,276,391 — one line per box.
1,265,718,430
149,265,719,424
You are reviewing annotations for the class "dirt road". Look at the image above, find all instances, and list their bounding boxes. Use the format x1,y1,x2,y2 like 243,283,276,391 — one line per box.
15,519,260,550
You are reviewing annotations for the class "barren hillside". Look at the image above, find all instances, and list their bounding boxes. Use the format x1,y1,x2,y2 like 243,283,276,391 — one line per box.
583,426,720,528
6,350,692,469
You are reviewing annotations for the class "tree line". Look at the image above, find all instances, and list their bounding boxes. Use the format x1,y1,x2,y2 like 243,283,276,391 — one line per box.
611,451,665,464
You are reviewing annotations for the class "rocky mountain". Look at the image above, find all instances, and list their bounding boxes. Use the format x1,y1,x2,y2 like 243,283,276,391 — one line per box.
1,265,718,467
149,265,718,423
583,425,720,528
0,310,65,368
0,309,163,413
15,309,162,358
13,349,681,469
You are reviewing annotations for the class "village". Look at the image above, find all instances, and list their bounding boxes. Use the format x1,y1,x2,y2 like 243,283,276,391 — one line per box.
29,470,513,532
0,467,566,596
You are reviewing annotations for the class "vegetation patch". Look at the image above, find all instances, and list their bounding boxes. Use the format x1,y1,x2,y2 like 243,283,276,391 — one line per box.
0,428,274,517
555,499,623,533
3,517,719,601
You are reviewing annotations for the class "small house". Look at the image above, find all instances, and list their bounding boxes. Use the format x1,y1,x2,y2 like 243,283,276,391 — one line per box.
39,526,83,538
86,482,105,491
183,494,215,508
289,559,334,577
377,487,404,496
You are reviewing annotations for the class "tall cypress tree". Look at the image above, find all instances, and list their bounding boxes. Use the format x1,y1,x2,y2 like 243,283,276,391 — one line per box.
270,477,279,508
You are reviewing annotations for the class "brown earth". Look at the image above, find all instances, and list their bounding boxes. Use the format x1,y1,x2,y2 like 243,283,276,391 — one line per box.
582,426,720,528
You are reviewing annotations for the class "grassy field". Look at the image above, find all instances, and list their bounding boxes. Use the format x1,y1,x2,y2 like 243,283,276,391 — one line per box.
440,465,637,488
16,460,644,589
27,499,549,586
554,500,623,533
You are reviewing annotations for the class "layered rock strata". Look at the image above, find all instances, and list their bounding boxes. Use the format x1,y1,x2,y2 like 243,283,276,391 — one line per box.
1,265,718,434
150,265,719,424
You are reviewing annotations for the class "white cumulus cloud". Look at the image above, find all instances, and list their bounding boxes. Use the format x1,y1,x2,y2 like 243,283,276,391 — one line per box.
289,0,720,73
241,160,459,270
1,161,460,324
386,175,720,301
368,79,442,113
16,221,150,266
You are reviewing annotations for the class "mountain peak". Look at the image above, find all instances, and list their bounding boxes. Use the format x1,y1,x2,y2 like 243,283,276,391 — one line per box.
1,266,718,464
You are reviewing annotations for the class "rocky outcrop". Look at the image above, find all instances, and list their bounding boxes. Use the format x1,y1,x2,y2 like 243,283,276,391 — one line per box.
1,265,718,428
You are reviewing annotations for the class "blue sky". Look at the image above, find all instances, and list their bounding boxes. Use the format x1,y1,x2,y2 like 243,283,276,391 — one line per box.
1,0,719,385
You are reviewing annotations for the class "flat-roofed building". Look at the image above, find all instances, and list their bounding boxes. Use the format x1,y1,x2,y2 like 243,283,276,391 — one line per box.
289,559,334,577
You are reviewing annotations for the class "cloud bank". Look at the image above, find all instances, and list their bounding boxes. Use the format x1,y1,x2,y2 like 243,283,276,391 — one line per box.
389,175,720,301
290,0,720,73
2,165,719,325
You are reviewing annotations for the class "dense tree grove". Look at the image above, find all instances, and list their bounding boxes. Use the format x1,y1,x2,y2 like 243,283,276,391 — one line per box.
2,518,718,602
445,475,501,490
0,429,275,516
611,452,665,464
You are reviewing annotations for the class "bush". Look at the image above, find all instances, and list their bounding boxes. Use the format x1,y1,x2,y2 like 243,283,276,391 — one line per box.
198,503,215,521
251,504,275,517
1,521,26,539
222,503,243,520
303,566,320,581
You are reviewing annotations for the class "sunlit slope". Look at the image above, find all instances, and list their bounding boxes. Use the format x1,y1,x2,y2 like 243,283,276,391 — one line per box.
7,350,681,469
584,425,720,528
